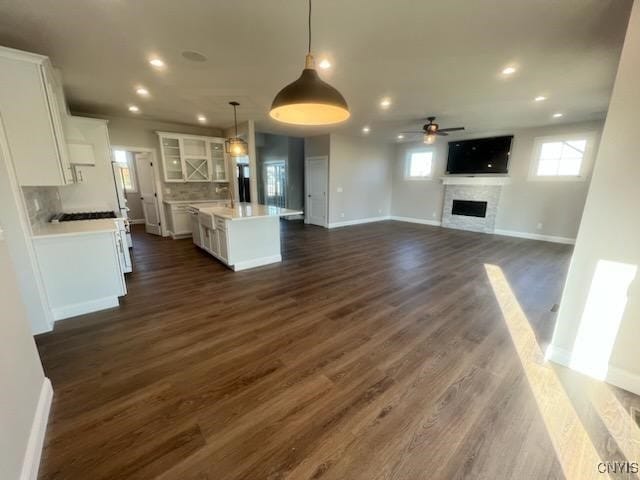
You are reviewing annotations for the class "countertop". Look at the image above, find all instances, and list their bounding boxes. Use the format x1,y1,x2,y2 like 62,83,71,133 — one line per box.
195,203,303,221
163,199,226,205
32,219,118,239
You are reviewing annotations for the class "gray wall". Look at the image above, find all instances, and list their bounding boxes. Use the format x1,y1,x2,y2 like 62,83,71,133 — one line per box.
287,137,305,211
328,134,393,224
391,120,604,239
551,0,640,391
0,232,47,480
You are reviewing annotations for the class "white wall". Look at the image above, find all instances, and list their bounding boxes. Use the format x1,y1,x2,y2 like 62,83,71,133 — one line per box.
0,229,49,480
549,0,640,394
328,134,393,225
391,120,603,240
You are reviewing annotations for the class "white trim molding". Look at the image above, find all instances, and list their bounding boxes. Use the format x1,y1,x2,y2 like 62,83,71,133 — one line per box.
493,228,575,245
328,216,390,229
20,378,53,480
441,176,511,186
52,296,119,321
128,218,146,225
546,344,640,396
389,216,442,227
232,254,282,271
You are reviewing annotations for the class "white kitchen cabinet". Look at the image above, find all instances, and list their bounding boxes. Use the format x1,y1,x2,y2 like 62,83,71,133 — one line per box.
67,142,96,165
33,230,126,320
164,203,193,239
157,132,229,183
0,46,73,186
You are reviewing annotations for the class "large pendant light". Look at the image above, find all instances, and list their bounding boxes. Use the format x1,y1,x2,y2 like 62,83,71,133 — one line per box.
269,0,350,126
225,101,248,157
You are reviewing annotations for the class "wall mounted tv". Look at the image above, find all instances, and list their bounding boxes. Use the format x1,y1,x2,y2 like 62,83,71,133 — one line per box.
446,135,513,175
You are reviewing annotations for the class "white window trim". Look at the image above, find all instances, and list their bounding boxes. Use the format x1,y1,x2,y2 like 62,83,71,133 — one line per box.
528,132,598,182
113,150,139,193
404,148,435,181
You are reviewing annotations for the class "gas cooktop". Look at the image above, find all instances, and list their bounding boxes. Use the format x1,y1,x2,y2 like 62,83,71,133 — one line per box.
51,211,117,222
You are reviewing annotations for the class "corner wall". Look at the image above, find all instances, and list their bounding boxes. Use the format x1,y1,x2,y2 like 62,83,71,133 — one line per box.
391,120,603,240
549,0,640,394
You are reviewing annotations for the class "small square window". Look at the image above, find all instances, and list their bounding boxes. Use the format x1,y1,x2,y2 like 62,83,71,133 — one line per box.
405,150,433,179
532,137,590,179
113,149,138,192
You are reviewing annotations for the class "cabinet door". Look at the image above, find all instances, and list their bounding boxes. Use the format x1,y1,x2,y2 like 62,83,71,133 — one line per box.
0,55,71,186
183,138,211,182
209,141,228,182
159,136,184,182
172,208,192,235
216,229,228,261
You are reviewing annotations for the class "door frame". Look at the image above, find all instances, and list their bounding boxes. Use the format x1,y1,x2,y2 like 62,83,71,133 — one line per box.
111,145,167,237
304,155,329,228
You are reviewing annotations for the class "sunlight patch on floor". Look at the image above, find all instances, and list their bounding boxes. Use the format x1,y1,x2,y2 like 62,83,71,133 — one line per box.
484,263,606,480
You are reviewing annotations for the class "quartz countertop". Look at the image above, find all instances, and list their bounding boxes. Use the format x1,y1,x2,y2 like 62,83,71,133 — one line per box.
163,199,226,205
196,203,303,221
32,219,118,239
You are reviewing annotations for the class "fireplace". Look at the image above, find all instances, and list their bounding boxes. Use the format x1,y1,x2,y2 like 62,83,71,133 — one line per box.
452,200,488,218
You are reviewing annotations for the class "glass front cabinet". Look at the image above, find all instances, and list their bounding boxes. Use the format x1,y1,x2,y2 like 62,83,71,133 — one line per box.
157,132,229,183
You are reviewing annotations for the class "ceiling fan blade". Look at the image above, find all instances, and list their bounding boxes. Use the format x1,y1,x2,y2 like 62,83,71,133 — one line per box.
436,131,449,136
438,127,465,132
400,131,426,134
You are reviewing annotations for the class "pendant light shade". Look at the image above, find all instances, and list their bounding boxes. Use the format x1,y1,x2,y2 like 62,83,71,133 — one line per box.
225,101,248,157
269,0,350,126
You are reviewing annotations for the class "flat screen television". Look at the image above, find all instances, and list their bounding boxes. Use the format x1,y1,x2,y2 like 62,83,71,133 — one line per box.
446,135,513,175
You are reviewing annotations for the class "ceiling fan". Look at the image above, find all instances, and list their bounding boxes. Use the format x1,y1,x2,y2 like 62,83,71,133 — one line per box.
402,116,465,144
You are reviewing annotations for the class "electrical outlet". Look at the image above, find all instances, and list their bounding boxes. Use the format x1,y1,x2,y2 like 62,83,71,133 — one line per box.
537,222,543,230
165,188,171,194
33,198,40,211
340,212,345,218
432,211,437,218
378,209,383,214
337,187,343,193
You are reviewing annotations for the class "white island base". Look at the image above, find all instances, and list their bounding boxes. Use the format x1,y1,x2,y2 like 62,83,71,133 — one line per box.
192,203,302,271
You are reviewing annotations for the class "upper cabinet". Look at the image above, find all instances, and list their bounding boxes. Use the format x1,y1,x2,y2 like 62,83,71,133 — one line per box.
157,132,229,183
0,46,74,186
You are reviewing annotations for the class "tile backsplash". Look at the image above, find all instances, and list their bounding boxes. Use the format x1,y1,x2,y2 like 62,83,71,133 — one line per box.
22,187,61,227
162,182,229,201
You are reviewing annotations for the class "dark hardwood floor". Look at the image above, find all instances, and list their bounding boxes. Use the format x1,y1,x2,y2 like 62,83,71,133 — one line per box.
35,221,640,479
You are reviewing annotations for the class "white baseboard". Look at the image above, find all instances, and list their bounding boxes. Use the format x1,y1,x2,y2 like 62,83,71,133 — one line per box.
389,216,442,227
284,214,304,221
494,229,575,245
232,255,282,271
328,216,390,229
52,296,119,321
21,378,52,480
128,219,145,225
546,344,640,396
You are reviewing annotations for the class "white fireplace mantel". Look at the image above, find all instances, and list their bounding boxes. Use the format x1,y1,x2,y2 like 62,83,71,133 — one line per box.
441,176,512,186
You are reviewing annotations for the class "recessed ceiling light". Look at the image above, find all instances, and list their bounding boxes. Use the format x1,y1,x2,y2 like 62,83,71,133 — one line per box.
318,58,331,69
553,112,563,118
181,50,207,62
149,58,165,68
362,126,370,134
380,98,392,109
397,134,404,140
135,87,150,97
501,66,517,75
197,115,207,123
128,105,140,113
534,95,547,102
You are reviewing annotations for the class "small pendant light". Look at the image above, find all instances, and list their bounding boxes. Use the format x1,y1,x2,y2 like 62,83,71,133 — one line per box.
269,0,350,126
225,101,248,157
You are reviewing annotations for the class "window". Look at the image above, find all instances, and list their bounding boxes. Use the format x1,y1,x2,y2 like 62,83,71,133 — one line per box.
405,150,434,179
113,149,137,192
530,134,595,180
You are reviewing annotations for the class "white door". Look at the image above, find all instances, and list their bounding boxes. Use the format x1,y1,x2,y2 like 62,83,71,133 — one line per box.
305,156,328,227
135,152,161,236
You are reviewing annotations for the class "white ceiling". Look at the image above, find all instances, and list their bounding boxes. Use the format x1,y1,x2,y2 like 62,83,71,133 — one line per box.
0,0,633,141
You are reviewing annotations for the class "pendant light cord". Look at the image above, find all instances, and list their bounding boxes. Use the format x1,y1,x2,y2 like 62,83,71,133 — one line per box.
308,0,312,54
233,104,238,138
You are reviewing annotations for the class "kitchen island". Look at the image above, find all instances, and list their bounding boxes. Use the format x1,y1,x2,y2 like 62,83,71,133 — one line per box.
190,202,303,271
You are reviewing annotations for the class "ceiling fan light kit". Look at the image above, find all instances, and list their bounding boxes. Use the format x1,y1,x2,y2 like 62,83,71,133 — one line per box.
269,0,350,126
402,116,465,144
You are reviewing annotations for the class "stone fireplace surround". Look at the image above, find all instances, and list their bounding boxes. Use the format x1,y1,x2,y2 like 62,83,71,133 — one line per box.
440,177,511,234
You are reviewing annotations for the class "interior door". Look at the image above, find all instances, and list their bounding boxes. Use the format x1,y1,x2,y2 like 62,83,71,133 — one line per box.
135,152,161,236
305,156,328,227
